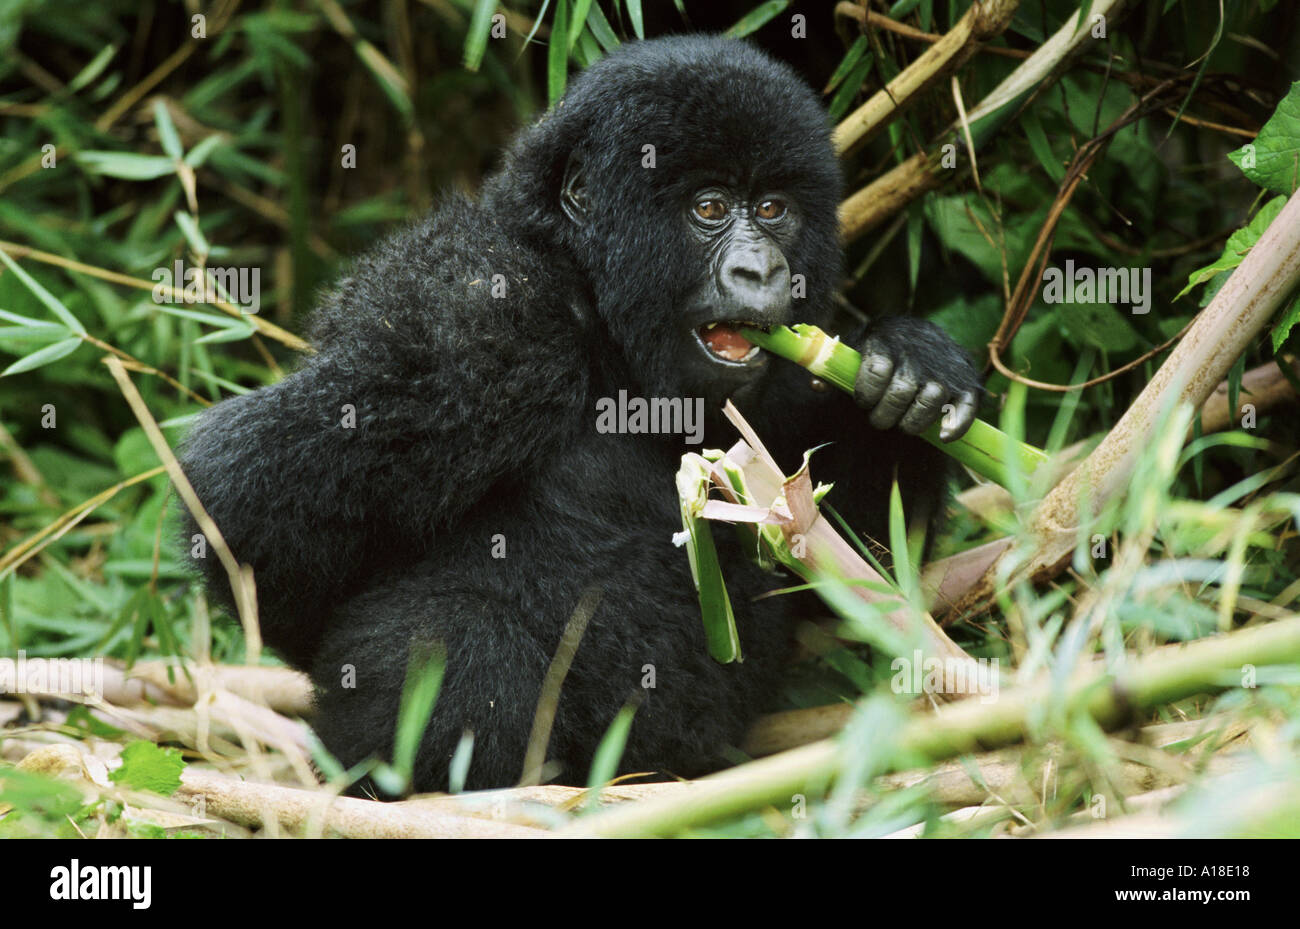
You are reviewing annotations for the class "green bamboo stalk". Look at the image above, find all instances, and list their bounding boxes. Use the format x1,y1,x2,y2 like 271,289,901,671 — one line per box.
742,324,1048,487
562,614,1300,837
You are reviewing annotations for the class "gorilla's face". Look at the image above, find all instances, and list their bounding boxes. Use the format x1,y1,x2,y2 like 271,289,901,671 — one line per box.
483,37,843,409
679,186,799,384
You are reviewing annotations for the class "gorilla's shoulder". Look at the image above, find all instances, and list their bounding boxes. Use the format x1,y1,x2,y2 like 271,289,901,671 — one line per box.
308,195,583,355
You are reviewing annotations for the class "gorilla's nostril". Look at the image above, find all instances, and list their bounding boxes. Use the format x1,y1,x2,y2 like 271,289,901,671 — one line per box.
726,251,785,287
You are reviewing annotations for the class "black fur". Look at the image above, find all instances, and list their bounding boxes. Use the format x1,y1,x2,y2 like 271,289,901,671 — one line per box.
178,36,980,793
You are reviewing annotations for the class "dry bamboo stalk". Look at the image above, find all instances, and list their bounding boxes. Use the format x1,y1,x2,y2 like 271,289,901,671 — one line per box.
833,0,1022,156
954,190,1300,613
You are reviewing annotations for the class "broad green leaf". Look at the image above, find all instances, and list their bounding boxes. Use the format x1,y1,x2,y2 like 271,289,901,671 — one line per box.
109,741,185,796
1058,300,1140,353
1270,293,1300,353
1177,195,1286,300
1228,81,1300,195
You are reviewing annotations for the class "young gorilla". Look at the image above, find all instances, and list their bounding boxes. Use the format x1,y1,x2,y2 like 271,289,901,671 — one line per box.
179,36,981,792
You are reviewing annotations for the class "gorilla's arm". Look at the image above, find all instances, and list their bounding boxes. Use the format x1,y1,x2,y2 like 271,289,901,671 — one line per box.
178,199,589,664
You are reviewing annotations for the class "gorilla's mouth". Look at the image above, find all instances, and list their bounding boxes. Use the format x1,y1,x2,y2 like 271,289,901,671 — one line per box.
695,321,763,364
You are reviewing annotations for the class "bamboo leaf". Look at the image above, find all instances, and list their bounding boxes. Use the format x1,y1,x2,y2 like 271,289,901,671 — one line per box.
74,151,176,180
1,336,82,375
676,454,741,663
548,0,570,105
463,0,497,72
585,2,620,51
586,701,638,798
626,0,645,40
153,100,183,160
726,0,788,38
0,249,87,335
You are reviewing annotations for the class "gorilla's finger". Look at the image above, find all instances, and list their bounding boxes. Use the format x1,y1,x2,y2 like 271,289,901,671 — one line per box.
868,370,920,430
939,390,979,442
854,352,895,409
898,382,947,435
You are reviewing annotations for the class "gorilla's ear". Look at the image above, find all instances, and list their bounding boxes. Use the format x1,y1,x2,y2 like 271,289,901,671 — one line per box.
560,152,589,226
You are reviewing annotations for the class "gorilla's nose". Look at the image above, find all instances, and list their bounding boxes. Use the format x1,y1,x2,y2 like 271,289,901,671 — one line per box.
721,244,791,312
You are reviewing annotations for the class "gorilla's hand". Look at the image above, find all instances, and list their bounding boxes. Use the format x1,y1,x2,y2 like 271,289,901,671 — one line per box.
853,316,981,441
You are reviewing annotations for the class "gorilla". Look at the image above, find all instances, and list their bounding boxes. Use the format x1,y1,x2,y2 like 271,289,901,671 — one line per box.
178,35,981,793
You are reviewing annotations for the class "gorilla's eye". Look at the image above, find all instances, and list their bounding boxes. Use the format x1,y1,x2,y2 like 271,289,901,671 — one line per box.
756,199,787,221
693,199,728,222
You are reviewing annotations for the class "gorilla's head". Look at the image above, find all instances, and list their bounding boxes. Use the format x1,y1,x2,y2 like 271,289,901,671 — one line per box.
483,36,843,407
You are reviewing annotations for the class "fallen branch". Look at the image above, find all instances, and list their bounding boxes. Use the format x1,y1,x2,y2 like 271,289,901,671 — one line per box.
564,615,1300,836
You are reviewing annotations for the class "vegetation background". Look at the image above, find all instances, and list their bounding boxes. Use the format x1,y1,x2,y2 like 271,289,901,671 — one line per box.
1,0,1298,838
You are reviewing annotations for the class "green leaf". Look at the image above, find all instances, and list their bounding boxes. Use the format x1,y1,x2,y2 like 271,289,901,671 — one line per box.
463,0,497,72
193,323,256,344
183,134,223,168
1057,301,1139,353
0,249,87,334
1177,195,1287,300
569,0,594,51
1228,81,1300,195
586,701,638,797
626,0,645,39
726,0,788,38
827,56,873,123
173,211,210,257
584,2,620,51
153,99,183,160
67,44,118,94
1,336,81,375
677,454,741,663
547,0,570,105
1021,109,1064,183
825,36,869,94
1270,292,1300,353
109,741,185,796
65,706,127,739
74,151,176,181
392,645,445,787
0,324,70,343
